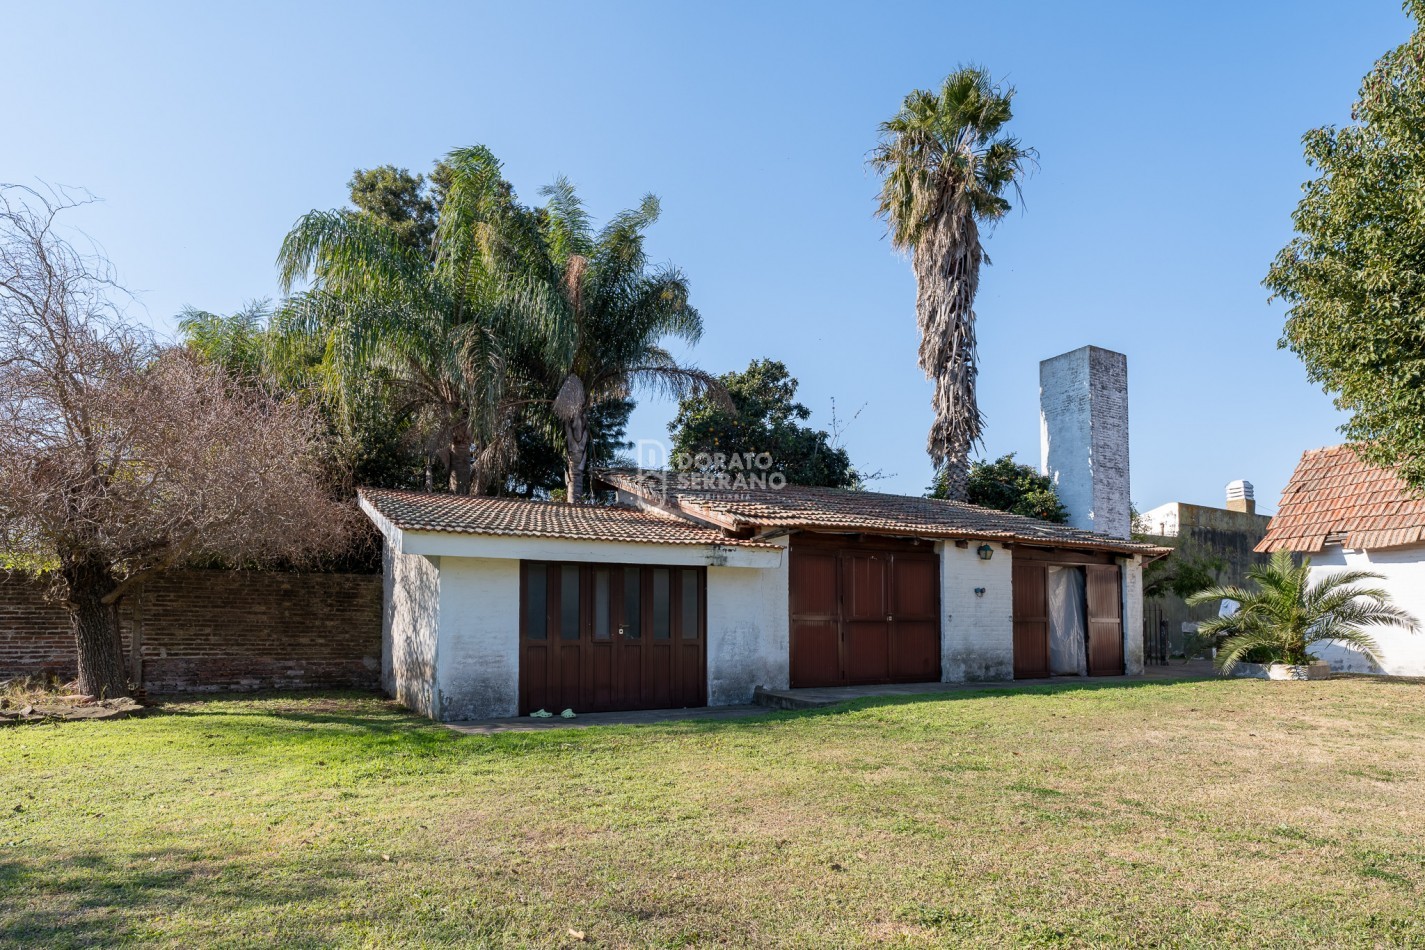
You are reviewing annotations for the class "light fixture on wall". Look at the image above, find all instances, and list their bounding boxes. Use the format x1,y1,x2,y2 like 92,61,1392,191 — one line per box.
977,544,994,561
974,587,986,597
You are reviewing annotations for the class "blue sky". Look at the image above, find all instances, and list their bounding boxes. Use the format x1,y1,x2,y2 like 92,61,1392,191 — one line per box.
9,1,1414,512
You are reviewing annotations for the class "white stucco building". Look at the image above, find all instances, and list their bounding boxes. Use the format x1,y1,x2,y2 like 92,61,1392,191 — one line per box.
1257,444,1425,675
358,480,1164,722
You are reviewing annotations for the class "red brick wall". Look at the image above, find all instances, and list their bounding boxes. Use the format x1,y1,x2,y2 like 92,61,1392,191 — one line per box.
0,569,382,693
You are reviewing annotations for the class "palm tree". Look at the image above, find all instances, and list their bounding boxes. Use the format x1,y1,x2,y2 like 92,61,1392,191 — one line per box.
871,67,1034,501
1187,549,1418,673
519,179,725,501
273,146,547,494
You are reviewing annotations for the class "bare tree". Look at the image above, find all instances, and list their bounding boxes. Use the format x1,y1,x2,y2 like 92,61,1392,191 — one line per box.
0,185,356,698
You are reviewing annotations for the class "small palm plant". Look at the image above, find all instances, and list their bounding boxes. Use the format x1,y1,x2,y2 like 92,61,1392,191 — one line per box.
1187,549,1418,673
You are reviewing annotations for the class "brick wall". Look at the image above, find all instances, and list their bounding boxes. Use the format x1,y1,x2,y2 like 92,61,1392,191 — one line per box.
0,569,381,693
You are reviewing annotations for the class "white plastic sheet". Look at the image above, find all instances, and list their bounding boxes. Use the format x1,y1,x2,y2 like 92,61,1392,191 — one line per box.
1047,565,1087,676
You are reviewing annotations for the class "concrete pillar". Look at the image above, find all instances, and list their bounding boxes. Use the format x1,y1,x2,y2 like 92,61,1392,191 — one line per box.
1039,346,1131,539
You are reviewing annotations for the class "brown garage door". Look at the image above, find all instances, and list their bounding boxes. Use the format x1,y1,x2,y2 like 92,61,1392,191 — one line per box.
520,561,705,714
789,536,940,688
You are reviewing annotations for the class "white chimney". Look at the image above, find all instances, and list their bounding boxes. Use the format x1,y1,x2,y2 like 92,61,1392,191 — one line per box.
1225,480,1255,515
1039,345,1131,539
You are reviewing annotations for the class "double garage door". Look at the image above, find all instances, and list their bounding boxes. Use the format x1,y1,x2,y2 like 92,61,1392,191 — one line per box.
1011,555,1125,678
520,561,705,715
789,537,941,688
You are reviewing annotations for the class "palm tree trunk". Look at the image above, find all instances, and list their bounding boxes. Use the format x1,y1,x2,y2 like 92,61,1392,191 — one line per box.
914,215,984,503
938,459,970,504
564,412,590,502
64,559,129,699
448,423,474,495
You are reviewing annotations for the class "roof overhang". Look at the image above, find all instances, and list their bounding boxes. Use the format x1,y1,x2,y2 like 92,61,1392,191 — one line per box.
359,496,784,569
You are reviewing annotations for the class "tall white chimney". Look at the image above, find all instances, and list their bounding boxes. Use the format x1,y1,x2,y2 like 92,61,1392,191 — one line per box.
1039,345,1131,539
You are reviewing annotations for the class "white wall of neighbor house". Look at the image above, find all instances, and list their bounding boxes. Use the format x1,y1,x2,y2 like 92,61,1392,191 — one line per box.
382,546,442,719
1309,546,1425,676
938,540,1015,681
435,557,522,721
1122,555,1145,675
706,538,790,705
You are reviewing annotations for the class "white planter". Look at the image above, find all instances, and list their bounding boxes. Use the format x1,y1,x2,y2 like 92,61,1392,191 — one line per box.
1267,661,1333,681
1232,660,1332,680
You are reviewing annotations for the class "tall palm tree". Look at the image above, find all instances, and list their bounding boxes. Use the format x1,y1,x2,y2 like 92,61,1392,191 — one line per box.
1188,549,1418,672
519,179,725,501
273,146,548,494
872,67,1034,502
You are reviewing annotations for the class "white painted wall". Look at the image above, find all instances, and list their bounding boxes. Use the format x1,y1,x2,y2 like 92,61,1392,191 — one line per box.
383,547,441,719
706,538,790,704
1122,555,1144,675
1308,546,1425,675
435,557,522,721
939,541,1015,681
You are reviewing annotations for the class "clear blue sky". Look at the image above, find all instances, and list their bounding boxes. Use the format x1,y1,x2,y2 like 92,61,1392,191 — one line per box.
9,1,1413,512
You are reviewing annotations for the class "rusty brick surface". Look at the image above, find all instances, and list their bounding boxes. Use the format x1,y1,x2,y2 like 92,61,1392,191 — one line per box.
0,569,381,693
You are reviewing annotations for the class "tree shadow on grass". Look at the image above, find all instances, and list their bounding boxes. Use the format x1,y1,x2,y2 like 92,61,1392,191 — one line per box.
0,845,363,949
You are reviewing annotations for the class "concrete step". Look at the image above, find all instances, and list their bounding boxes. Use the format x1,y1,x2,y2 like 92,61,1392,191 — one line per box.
752,686,835,711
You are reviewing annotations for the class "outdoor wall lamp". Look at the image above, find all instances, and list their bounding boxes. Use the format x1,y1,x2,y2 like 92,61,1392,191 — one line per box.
974,587,986,597
977,544,994,561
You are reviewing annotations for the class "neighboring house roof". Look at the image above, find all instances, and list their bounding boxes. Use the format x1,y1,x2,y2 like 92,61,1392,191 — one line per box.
1258,445,1425,553
600,472,1168,557
358,489,780,549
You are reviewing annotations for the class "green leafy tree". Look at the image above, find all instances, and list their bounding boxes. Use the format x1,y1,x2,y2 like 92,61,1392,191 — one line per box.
518,178,723,500
929,453,1066,522
872,67,1034,501
669,359,858,488
1266,2,1425,491
1188,549,1418,672
179,300,425,494
274,145,547,495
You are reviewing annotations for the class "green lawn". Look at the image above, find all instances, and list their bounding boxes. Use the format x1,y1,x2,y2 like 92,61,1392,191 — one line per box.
3,678,1425,948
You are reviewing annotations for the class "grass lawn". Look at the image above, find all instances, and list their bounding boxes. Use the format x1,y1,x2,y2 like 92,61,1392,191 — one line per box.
3,677,1425,948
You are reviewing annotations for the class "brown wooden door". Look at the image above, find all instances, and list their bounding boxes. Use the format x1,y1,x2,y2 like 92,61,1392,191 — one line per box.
842,553,890,684
1012,562,1050,679
789,539,941,687
521,562,705,714
889,554,940,681
790,550,841,687
1085,564,1124,676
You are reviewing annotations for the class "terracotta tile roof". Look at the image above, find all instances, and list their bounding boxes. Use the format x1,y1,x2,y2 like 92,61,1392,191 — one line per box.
601,472,1168,557
1257,445,1425,553
358,489,779,548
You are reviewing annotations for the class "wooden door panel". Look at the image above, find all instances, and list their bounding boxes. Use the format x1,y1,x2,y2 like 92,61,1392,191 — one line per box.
844,622,890,683
890,554,939,681
790,552,838,618
890,620,940,681
892,556,938,620
790,549,842,687
843,554,887,621
1012,562,1050,679
791,621,841,687
1086,565,1124,676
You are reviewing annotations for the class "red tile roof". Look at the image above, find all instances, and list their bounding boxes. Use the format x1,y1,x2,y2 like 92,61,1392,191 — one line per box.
359,489,779,548
601,472,1167,557
1258,445,1425,553
1259,447,1425,552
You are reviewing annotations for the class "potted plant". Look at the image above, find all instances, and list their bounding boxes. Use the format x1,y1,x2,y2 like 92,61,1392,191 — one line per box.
1186,550,1418,679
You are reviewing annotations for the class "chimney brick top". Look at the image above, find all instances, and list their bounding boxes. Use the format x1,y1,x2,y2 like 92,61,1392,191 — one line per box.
1225,480,1256,516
